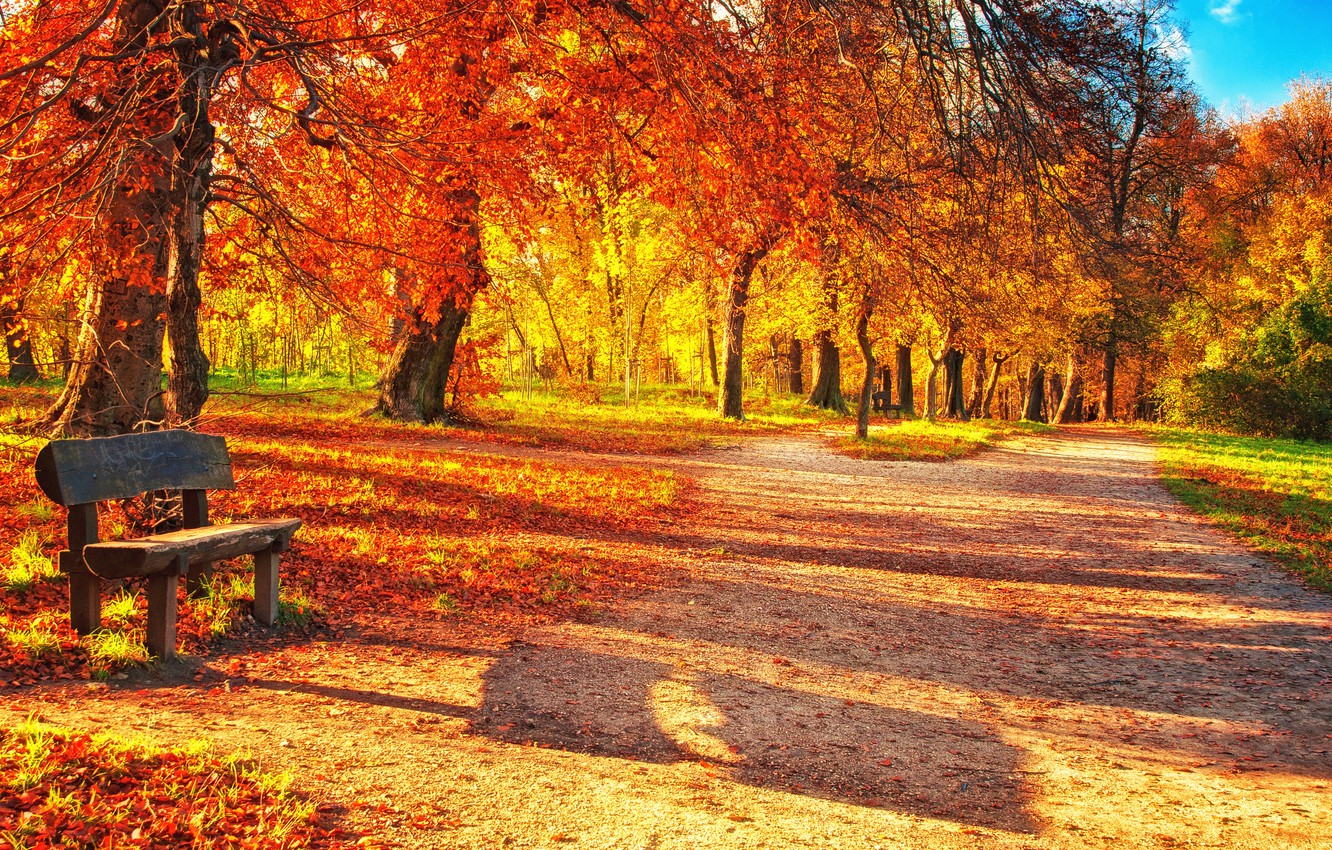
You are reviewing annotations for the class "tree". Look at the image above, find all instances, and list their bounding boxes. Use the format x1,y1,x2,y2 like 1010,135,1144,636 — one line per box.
0,0,523,434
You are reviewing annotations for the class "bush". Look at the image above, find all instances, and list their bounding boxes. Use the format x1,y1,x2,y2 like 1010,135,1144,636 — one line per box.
1164,277,1332,441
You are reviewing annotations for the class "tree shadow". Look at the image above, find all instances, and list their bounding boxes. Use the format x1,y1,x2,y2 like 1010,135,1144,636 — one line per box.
471,643,1039,833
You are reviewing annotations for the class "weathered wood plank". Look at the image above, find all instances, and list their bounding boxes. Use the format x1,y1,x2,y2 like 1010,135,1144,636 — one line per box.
253,547,280,626
35,431,233,506
82,519,301,579
181,489,213,597
65,503,100,634
146,567,181,659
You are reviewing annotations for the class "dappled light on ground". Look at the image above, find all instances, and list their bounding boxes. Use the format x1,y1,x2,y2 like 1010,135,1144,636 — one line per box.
3,426,1329,848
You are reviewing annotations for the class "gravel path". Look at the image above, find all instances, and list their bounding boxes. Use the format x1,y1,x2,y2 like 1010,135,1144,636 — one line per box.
8,426,1330,848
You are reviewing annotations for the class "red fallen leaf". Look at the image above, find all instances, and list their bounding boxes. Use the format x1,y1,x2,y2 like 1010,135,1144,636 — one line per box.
879,758,893,766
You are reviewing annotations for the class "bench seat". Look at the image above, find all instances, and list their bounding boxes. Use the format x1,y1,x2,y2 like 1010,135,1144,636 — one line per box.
82,519,301,579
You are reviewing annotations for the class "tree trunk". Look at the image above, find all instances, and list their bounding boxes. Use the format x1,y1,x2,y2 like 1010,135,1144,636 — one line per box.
378,300,471,423
1054,352,1082,423
717,248,769,420
854,300,875,440
164,152,212,426
788,336,804,395
532,257,573,377
1023,361,1046,422
705,317,719,388
807,238,845,413
1047,370,1064,423
980,354,1006,420
924,322,957,421
378,184,488,423
1,296,39,384
806,330,848,413
39,1,215,435
1099,336,1117,421
944,348,968,420
879,365,892,399
967,347,987,418
895,345,914,417
40,120,171,433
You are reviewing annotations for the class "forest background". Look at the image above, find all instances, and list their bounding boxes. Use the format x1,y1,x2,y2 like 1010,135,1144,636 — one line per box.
0,0,1329,442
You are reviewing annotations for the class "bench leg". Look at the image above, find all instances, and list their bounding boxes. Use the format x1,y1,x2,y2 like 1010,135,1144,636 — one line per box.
253,547,280,627
68,570,101,635
146,571,179,660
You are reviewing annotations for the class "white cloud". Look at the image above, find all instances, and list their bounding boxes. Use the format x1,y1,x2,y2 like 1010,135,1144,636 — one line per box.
1210,0,1243,25
1156,23,1192,62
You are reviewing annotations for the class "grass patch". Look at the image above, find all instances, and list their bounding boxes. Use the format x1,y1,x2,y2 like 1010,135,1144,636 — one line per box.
84,628,150,669
1148,427,1331,593
3,530,58,594
2,614,63,661
834,418,1054,461
0,718,329,847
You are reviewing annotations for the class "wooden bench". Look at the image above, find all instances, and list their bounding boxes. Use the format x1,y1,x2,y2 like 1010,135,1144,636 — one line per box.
34,430,301,659
871,391,904,418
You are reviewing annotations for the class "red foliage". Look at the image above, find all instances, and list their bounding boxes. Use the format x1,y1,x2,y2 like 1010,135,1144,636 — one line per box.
0,727,350,848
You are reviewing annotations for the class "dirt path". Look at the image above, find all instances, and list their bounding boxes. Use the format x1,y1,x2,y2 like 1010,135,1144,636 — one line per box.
8,427,1331,849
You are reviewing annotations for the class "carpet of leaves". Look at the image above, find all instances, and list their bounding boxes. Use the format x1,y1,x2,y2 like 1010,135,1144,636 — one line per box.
1,411,693,687
0,722,342,848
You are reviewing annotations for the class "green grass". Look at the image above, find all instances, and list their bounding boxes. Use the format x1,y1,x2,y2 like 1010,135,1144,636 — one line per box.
2,615,62,660
84,628,150,669
203,370,844,454
834,418,1055,461
1149,427,1331,593
3,530,59,593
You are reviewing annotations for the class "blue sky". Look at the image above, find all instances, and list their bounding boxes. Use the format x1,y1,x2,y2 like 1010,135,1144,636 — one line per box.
1173,0,1332,116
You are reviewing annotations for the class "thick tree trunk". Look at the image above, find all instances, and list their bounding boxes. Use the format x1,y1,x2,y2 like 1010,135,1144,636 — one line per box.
1099,337,1117,421
1054,352,1083,424
1023,361,1046,422
807,238,845,413
378,300,471,423
895,345,914,417
717,248,769,420
41,145,171,433
378,185,488,423
42,227,169,435
1047,370,1064,422
806,330,847,413
38,1,212,436
161,7,221,427
943,348,968,420
2,297,39,384
788,336,804,395
855,302,875,440
879,365,892,399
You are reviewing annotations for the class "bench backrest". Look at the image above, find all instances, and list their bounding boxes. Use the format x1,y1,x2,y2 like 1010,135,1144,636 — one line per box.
35,431,234,507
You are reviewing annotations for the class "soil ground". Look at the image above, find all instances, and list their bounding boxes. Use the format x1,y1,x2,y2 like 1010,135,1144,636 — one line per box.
5,426,1331,849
